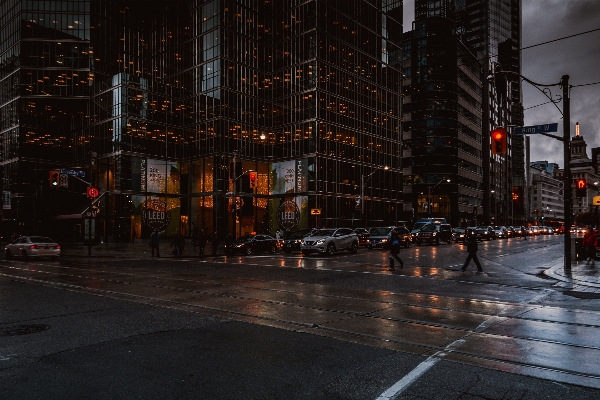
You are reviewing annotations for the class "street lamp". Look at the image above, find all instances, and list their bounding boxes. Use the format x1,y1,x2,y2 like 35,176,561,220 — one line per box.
428,178,450,218
361,165,389,228
230,169,255,240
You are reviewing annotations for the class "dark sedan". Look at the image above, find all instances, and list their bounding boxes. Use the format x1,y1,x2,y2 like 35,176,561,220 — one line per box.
367,226,411,249
231,234,278,255
282,229,314,254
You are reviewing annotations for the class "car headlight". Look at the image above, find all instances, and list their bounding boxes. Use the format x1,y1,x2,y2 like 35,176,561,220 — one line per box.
433,232,437,236
316,239,325,244
381,238,388,243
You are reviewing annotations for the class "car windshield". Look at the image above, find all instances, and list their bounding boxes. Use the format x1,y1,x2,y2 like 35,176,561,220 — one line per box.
30,236,55,243
371,227,393,235
421,224,437,232
412,222,430,231
311,229,335,236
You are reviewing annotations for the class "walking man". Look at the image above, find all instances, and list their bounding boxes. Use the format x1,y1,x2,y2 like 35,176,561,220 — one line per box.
197,229,207,257
149,229,160,257
461,229,482,272
211,231,220,256
388,228,404,271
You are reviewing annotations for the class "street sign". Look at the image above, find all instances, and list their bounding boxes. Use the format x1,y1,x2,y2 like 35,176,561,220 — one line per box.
514,123,558,136
60,169,85,177
593,196,600,206
310,208,321,215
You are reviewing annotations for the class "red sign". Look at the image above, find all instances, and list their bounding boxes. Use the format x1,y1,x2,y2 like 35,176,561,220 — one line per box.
87,187,99,199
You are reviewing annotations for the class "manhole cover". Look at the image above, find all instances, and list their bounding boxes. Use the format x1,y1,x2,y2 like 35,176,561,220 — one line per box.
0,324,50,336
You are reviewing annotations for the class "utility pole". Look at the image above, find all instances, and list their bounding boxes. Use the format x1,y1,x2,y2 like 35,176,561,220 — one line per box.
562,75,571,270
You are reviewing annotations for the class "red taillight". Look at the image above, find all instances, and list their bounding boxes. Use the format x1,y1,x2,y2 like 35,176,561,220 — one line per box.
30,245,38,249
56,245,60,249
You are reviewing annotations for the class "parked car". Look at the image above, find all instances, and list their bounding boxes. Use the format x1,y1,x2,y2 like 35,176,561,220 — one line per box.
5,236,61,259
300,228,358,256
474,226,495,240
282,229,315,254
353,228,371,247
231,234,279,255
415,223,452,245
367,226,411,249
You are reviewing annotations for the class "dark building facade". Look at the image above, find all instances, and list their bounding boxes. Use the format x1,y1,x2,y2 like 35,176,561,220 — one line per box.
401,17,483,227
404,0,523,226
0,0,404,242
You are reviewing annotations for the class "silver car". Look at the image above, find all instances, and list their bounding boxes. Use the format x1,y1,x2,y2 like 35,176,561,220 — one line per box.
5,236,61,259
301,228,358,256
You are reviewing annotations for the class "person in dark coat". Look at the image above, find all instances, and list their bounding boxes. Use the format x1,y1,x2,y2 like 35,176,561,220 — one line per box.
170,234,185,258
211,231,220,256
461,229,482,272
388,228,404,271
225,233,235,255
149,230,160,257
197,229,207,257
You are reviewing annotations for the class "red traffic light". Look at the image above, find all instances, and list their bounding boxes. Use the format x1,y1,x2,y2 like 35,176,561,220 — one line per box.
491,128,507,155
87,186,100,199
576,179,587,198
249,172,257,189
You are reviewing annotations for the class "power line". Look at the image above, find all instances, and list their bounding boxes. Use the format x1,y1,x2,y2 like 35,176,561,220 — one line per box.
571,81,600,88
521,27,600,50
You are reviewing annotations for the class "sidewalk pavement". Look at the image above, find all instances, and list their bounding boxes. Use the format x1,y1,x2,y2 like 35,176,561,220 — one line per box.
59,240,600,292
60,240,223,260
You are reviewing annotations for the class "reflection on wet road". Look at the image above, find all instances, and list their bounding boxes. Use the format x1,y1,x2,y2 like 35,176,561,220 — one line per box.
1,235,599,389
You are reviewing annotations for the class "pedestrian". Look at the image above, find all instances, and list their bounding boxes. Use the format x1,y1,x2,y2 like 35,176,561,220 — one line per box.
170,234,185,258
211,231,220,256
387,227,404,271
522,226,528,240
275,230,281,240
191,226,199,248
461,229,482,272
582,227,597,264
225,233,235,255
149,229,160,257
197,229,207,257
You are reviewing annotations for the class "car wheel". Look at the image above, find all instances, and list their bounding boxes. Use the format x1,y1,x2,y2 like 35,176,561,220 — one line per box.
5,249,12,259
326,244,335,256
405,241,410,248
367,245,373,250
447,239,451,244
417,241,421,246
246,247,252,255
302,251,310,256
21,250,28,258
349,242,358,254
435,238,440,245
270,245,277,253
284,249,292,254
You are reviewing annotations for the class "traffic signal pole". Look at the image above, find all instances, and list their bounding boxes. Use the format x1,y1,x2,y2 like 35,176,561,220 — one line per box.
562,75,571,270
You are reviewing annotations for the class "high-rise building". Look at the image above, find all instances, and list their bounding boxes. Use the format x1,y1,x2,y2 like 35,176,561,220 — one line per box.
401,17,483,227
0,0,404,241
404,0,523,227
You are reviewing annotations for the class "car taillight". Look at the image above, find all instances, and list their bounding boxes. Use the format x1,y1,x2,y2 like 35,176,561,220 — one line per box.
30,245,38,249
55,245,60,249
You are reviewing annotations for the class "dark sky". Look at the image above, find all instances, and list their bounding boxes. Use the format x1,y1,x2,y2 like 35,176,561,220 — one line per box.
404,0,600,166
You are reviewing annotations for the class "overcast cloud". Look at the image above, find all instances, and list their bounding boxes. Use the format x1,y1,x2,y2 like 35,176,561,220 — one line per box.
404,0,600,167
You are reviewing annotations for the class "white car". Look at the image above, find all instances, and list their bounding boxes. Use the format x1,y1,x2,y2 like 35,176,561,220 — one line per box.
300,228,358,256
5,236,61,259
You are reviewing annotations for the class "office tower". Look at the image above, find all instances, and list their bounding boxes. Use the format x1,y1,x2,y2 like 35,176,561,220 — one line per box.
0,0,404,241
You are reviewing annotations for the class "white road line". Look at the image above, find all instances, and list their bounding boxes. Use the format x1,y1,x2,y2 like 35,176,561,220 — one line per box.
375,356,440,400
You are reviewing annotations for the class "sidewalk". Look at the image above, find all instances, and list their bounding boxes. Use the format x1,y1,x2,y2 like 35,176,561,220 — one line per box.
544,260,600,291
60,240,223,259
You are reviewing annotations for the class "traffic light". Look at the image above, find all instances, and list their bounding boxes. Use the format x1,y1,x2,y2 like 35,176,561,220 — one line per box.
249,172,257,189
49,170,59,187
87,186,100,199
576,179,587,198
491,128,507,155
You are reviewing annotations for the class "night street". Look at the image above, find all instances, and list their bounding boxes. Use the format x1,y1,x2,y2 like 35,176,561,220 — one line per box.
2,234,600,399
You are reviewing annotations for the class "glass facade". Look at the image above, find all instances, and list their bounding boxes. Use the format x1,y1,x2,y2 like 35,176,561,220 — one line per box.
0,0,404,242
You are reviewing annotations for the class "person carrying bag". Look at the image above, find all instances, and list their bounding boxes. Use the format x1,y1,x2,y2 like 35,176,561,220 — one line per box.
461,229,483,272
388,228,404,271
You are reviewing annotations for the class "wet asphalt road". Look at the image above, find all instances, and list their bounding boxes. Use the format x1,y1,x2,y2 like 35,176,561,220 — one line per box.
1,234,600,399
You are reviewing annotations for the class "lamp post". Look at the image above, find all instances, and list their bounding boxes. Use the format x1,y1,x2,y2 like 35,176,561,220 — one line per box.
428,178,450,218
361,165,389,228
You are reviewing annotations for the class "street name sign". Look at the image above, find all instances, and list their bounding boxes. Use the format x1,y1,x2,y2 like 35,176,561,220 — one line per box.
60,169,85,177
514,123,558,136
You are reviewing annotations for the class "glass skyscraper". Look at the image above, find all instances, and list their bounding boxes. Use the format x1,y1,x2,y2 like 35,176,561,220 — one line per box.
0,0,404,242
